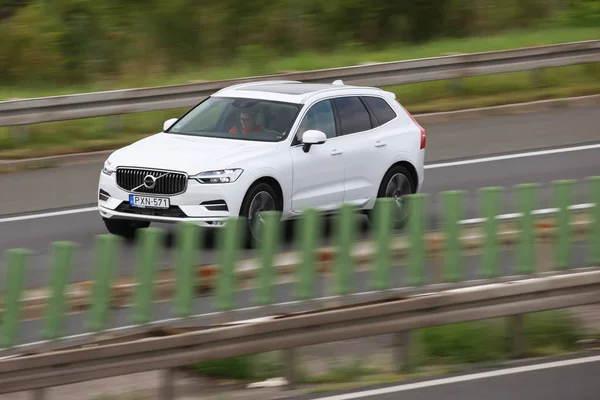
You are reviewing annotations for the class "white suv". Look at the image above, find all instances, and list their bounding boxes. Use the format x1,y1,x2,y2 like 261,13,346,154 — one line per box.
98,80,426,245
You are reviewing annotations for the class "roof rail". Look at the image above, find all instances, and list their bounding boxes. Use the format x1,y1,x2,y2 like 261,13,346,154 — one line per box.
215,80,302,93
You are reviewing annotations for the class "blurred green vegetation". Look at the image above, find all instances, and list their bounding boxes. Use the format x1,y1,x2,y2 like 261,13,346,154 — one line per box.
1,0,599,91
417,311,582,365
187,311,585,383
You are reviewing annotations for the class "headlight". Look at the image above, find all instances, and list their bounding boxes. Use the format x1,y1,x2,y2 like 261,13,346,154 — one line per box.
190,169,243,184
102,160,115,176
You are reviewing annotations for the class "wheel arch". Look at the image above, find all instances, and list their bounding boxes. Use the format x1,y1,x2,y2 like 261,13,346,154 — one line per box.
243,176,284,211
379,160,419,195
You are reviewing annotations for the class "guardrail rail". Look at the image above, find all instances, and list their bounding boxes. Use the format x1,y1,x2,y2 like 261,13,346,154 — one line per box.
1,268,600,397
1,40,599,126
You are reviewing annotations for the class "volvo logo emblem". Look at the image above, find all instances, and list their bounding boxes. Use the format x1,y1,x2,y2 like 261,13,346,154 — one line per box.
143,174,156,189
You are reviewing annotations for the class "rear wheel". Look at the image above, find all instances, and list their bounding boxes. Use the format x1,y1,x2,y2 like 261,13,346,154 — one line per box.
103,218,150,240
239,182,281,248
369,165,414,229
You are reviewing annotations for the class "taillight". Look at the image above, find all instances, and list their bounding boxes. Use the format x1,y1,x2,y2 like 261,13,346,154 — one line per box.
400,104,426,149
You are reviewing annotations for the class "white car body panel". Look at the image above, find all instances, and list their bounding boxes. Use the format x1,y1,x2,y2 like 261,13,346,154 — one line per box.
97,80,426,230
289,140,346,213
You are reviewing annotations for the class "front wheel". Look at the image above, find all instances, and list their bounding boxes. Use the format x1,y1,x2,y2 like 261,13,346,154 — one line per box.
368,165,414,229
239,182,281,248
103,218,150,240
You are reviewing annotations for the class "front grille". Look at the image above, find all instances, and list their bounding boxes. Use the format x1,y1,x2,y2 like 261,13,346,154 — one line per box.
116,168,187,195
115,202,188,218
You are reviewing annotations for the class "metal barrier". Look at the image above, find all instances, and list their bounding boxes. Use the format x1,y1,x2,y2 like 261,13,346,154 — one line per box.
1,177,599,354
1,269,600,396
1,40,599,126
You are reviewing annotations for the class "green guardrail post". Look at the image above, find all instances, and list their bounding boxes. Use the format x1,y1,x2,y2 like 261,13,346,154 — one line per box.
589,176,600,266
175,222,201,318
371,198,395,291
1,249,29,348
256,211,282,306
44,241,77,340
334,203,357,296
442,190,465,282
516,183,539,275
407,193,427,287
215,217,243,312
479,187,504,278
88,234,120,332
295,208,320,300
553,179,575,270
133,228,163,325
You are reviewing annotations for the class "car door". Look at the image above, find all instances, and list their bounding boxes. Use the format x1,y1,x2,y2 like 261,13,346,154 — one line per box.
290,99,345,213
330,96,383,207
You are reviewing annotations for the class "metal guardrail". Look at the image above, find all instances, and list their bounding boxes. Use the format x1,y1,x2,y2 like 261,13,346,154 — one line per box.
1,269,599,395
0,177,598,356
1,40,599,126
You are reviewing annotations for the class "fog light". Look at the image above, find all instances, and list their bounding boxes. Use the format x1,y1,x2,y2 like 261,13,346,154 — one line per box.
99,189,111,201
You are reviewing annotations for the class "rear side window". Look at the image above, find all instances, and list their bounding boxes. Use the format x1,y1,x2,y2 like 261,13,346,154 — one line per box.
362,96,397,126
333,96,373,135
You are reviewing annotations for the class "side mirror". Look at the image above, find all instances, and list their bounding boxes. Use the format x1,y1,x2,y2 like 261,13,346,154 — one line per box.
301,130,327,153
163,118,178,132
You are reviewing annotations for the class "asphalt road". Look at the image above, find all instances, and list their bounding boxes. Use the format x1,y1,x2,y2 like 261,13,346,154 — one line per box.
1,104,599,216
295,353,600,400
1,143,598,288
1,105,600,345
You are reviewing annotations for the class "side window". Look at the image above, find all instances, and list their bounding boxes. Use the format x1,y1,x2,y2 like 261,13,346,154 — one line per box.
362,96,397,126
295,99,336,142
333,96,372,135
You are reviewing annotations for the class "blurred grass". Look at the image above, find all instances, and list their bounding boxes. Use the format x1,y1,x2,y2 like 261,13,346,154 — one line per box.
1,26,599,100
1,27,600,160
187,311,584,384
415,310,581,366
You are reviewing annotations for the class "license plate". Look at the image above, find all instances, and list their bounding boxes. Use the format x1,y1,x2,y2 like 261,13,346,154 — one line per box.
129,195,170,209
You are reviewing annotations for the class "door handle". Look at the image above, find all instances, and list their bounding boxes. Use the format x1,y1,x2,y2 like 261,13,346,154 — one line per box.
375,141,387,148
330,149,343,156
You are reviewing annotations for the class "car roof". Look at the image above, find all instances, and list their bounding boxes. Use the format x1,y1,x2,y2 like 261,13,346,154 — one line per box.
212,80,396,104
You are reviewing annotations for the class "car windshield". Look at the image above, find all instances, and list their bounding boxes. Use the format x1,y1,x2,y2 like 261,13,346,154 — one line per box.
166,96,301,142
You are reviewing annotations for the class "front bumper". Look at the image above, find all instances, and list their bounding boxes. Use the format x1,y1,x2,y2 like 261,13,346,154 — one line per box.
97,170,246,227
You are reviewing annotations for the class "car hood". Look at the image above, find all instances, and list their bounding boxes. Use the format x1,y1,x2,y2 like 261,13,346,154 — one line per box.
107,133,280,174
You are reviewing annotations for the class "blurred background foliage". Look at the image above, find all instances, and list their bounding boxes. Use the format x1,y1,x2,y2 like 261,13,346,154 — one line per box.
1,0,599,87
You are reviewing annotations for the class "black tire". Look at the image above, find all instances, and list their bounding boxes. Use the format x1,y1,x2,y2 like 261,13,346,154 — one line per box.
103,218,150,240
368,165,415,230
239,182,281,248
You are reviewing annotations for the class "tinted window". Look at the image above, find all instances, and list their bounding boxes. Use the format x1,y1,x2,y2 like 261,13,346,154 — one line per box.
362,96,397,125
295,100,337,142
333,97,372,135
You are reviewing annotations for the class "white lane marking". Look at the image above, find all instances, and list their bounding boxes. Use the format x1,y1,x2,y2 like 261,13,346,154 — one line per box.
459,203,594,225
311,354,600,400
1,202,595,226
425,142,600,169
1,142,599,224
0,206,98,224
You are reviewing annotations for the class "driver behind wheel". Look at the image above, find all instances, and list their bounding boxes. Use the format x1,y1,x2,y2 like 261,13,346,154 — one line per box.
230,110,264,134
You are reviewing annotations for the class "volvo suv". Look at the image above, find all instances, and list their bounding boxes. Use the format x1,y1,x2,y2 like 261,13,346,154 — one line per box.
98,80,426,245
